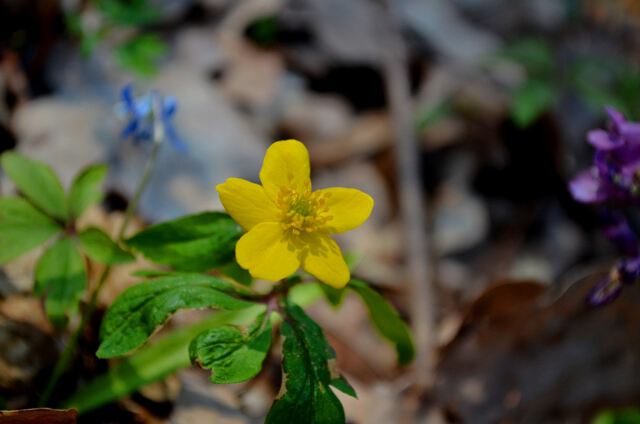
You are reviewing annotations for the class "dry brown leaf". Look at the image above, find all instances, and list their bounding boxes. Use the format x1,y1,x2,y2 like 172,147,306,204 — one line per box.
0,408,77,424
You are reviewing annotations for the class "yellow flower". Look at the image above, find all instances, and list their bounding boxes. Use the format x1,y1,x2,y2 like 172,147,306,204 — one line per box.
216,139,374,288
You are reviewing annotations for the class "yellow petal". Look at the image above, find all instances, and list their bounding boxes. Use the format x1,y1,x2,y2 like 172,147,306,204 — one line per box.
300,234,350,288
216,178,279,230
259,139,311,200
316,187,374,233
236,222,300,281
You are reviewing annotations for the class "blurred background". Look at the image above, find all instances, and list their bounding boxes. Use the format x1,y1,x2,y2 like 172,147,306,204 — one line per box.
1,0,640,422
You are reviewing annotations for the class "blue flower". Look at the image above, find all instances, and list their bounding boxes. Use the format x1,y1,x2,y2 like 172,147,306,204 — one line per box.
117,84,187,153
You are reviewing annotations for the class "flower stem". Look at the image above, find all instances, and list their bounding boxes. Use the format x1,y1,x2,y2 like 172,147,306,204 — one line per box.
117,141,161,242
38,141,162,407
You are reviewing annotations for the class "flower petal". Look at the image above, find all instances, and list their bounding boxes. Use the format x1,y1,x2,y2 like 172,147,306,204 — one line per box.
236,222,300,281
316,187,374,233
300,234,350,288
121,119,139,139
135,94,153,117
217,178,279,230
587,129,621,150
164,121,188,153
569,170,607,203
606,106,626,127
602,212,639,257
259,139,311,200
121,83,136,112
163,96,177,117
620,122,640,142
586,275,622,306
619,257,640,284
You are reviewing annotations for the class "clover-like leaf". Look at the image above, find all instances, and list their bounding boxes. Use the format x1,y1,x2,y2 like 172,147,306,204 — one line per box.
189,313,272,384
97,274,256,358
0,197,62,264
78,227,134,265
266,302,355,424
35,237,87,327
1,152,67,220
126,212,242,272
349,279,415,365
68,164,107,220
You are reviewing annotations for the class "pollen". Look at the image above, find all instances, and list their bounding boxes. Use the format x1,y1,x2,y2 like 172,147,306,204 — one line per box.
277,187,332,235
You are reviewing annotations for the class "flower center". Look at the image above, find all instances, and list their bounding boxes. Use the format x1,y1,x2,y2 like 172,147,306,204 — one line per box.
277,187,331,235
291,198,314,217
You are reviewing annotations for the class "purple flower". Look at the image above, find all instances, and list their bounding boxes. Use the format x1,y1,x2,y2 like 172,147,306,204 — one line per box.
587,274,623,306
587,257,640,306
569,107,640,204
571,108,640,305
568,169,608,203
117,84,187,153
602,212,639,257
586,107,640,151
619,256,640,282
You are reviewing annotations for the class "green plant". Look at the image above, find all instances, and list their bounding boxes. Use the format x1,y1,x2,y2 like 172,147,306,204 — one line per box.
65,0,166,77
0,146,414,423
496,38,640,127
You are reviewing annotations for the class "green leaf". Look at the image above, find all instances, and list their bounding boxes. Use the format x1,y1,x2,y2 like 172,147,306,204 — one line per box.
68,164,107,220
128,270,256,297
0,197,61,264
64,306,265,413
130,269,175,278
189,313,272,384
1,152,67,220
244,15,280,48
592,408,640,424
126,212,243,272
116,34,166,78
217,260,253,286
499,38,554,77
78,227,134,265
416,99,454,131
510,79,555,128
97,274,256,358
288,282,324,308
35,238,87,327
348,279,415,365
320,285,347,308
98,0,160,26
330,376,357,398
266,302,350,424
64,12,83,37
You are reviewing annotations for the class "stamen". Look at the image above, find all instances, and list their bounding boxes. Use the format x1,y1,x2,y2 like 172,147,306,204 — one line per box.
276,188,332,235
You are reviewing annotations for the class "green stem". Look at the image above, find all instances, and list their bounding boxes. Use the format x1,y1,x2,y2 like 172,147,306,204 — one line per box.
38,267,112,406
117,141,161,242
39,137,162,406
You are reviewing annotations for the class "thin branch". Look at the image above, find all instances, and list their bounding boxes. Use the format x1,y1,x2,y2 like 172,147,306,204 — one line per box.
376,0,437,392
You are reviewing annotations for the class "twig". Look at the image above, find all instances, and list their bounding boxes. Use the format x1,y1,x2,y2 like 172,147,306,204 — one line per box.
376,0,437,392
